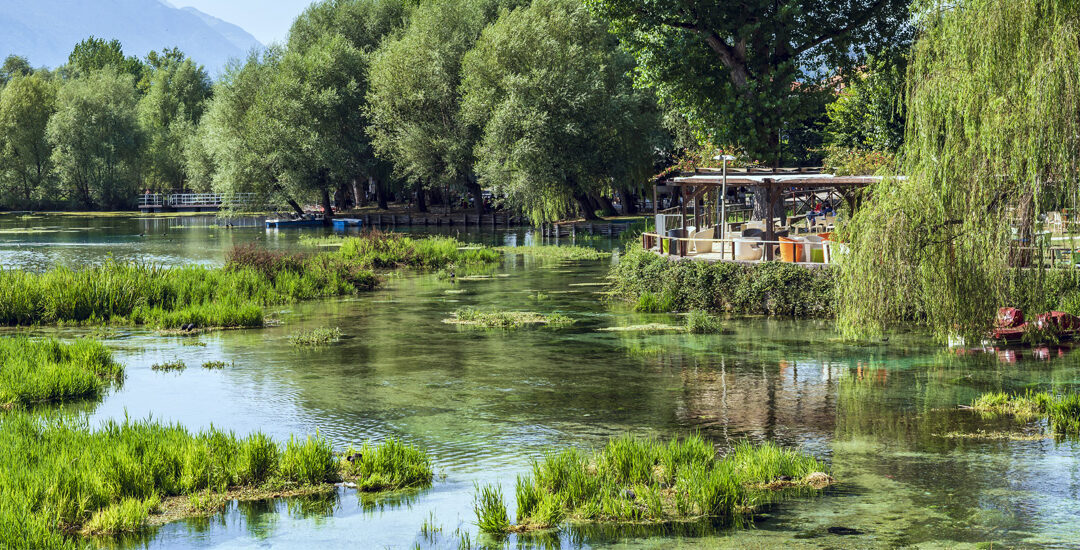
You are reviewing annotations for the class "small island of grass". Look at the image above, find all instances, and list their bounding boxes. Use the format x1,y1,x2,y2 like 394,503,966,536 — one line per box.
444,307,574,328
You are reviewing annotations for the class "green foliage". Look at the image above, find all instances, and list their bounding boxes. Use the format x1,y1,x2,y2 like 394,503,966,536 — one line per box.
150,359,186,372
0,337,122,407
824,51,907,153
66,37,146,82
47,68,142,208
289,327,343,346
502,435,828,529
0,235,491,328
611,246,835,317
685,310,726,334
588,0,911,165
339,437,434,491
0,413,434,544
821,147,895,177
0,55,32,86
0,73,58,208
447,308,575,328
461,0,662,223
837,0,1080,341
138,49,211,190
496,245,611,261
972,390,1080,435
473,483,511,534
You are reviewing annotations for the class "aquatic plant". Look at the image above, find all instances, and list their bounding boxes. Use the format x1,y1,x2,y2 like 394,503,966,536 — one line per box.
0,234,500,329
685,310,727,334
150,359,186,372
0,337,122,407
445,308,575,328
339,437,434,491
972,390,1080,435
481,434,830,532
473,483,511,535
496,245,611,261
611,246,835,317
0,413,436,546
201,360,230,370
289,327,343,347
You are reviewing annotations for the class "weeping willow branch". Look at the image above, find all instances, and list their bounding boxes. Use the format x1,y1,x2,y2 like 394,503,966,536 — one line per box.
837,0,1080,342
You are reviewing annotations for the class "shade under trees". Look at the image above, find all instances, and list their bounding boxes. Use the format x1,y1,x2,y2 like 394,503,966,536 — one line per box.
836,0,1080,341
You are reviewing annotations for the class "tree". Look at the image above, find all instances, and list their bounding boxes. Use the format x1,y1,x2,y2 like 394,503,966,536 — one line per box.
367,0,528,215
588,0,911,216
0,73,58,206
0,55,32,87
47,69,142,209
138,49,212,190
461,0,662,222
836,0,1080,342
824,49,907,153
67,37,146,83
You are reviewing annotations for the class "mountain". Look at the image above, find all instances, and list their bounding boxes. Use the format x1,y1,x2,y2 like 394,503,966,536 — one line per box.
0,0,263,75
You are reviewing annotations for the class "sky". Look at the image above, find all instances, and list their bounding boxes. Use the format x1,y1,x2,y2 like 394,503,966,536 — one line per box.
174,0,315,44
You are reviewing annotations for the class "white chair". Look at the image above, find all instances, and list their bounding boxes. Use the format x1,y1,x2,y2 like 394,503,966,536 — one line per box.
734,236,763,261
692,227,715,254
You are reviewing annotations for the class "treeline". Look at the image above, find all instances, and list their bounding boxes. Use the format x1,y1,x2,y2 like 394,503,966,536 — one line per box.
0,0,908,220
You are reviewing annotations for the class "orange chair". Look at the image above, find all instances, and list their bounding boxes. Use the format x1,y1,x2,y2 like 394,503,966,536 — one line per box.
778,236,804,263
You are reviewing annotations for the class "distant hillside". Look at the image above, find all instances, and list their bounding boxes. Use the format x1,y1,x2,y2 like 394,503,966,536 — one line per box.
0,0,263,74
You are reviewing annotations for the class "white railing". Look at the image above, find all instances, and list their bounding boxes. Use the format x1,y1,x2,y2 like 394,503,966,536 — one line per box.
641,232,845,264
138,192,260,208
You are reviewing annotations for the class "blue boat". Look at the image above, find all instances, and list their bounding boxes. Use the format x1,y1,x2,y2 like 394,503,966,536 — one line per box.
331,218,364,229
265,218,325,228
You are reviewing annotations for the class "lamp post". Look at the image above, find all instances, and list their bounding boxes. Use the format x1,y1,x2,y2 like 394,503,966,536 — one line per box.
713,155,736,240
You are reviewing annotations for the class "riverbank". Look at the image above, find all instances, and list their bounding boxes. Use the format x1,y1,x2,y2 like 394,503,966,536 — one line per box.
607,246,836,317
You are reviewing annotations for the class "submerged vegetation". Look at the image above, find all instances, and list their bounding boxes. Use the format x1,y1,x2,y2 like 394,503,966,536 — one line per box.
684,310,727,334
289,327,343,347
445,308,574,328
497,245,612,262
0,413,434,547
0,337,122,407
972,390,1080,435
610,246,835,317
0,234,499,329
474,435,830,534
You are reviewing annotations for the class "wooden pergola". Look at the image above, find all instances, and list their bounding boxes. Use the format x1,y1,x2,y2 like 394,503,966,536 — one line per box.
659,172,878,260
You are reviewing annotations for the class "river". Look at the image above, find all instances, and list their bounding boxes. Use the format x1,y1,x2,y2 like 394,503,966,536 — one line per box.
2,212,1078,549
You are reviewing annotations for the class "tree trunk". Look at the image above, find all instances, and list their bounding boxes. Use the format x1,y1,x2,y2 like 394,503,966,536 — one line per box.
320,187,334,225
416,188,427,213
593,192,618,217
352,179,364,208
465,178,485,215
375,178,388,210
573,193,601,220
618,187,638,214
286,198,305,217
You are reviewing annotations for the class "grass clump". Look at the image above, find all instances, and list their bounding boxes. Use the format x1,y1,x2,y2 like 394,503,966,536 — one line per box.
497,245,611,261
685,310,727,334
0,413,436,545
201,360,230,370
0,233,499,330
444,308,575,328
150,359,186,372
289,327,343,347
480,434,830,532
339,437,434,491
474,483,511,535
972,390,1080,435
0,337,122,407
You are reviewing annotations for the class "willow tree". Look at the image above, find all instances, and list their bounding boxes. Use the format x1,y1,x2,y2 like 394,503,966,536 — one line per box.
836,0,1080,342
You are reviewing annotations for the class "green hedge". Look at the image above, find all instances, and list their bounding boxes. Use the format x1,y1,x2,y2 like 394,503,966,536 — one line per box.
608,246,836,317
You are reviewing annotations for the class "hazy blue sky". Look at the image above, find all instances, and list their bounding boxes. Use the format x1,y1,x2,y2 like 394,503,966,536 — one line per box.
175,1,314,44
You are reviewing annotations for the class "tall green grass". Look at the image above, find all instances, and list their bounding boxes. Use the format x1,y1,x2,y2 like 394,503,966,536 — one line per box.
0,413,435,545
339,437,434,491
0,234,500,329
480,435,829,532
0,337,122,407
496,245,611,261
973,390,1080,435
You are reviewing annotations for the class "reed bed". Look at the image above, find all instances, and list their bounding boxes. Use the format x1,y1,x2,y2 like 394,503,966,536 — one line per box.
339,437,434,491
0,337,122,407
0,234,499,329
0,413,435,547
972,390,1080,435
475,435,830,534
444,308,575,328
289,327,343,347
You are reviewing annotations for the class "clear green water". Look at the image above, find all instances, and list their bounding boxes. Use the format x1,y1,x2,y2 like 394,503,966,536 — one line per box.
2,212,1079,549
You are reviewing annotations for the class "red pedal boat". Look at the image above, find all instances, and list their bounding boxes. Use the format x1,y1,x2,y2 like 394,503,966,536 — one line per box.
992,307,1080,343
